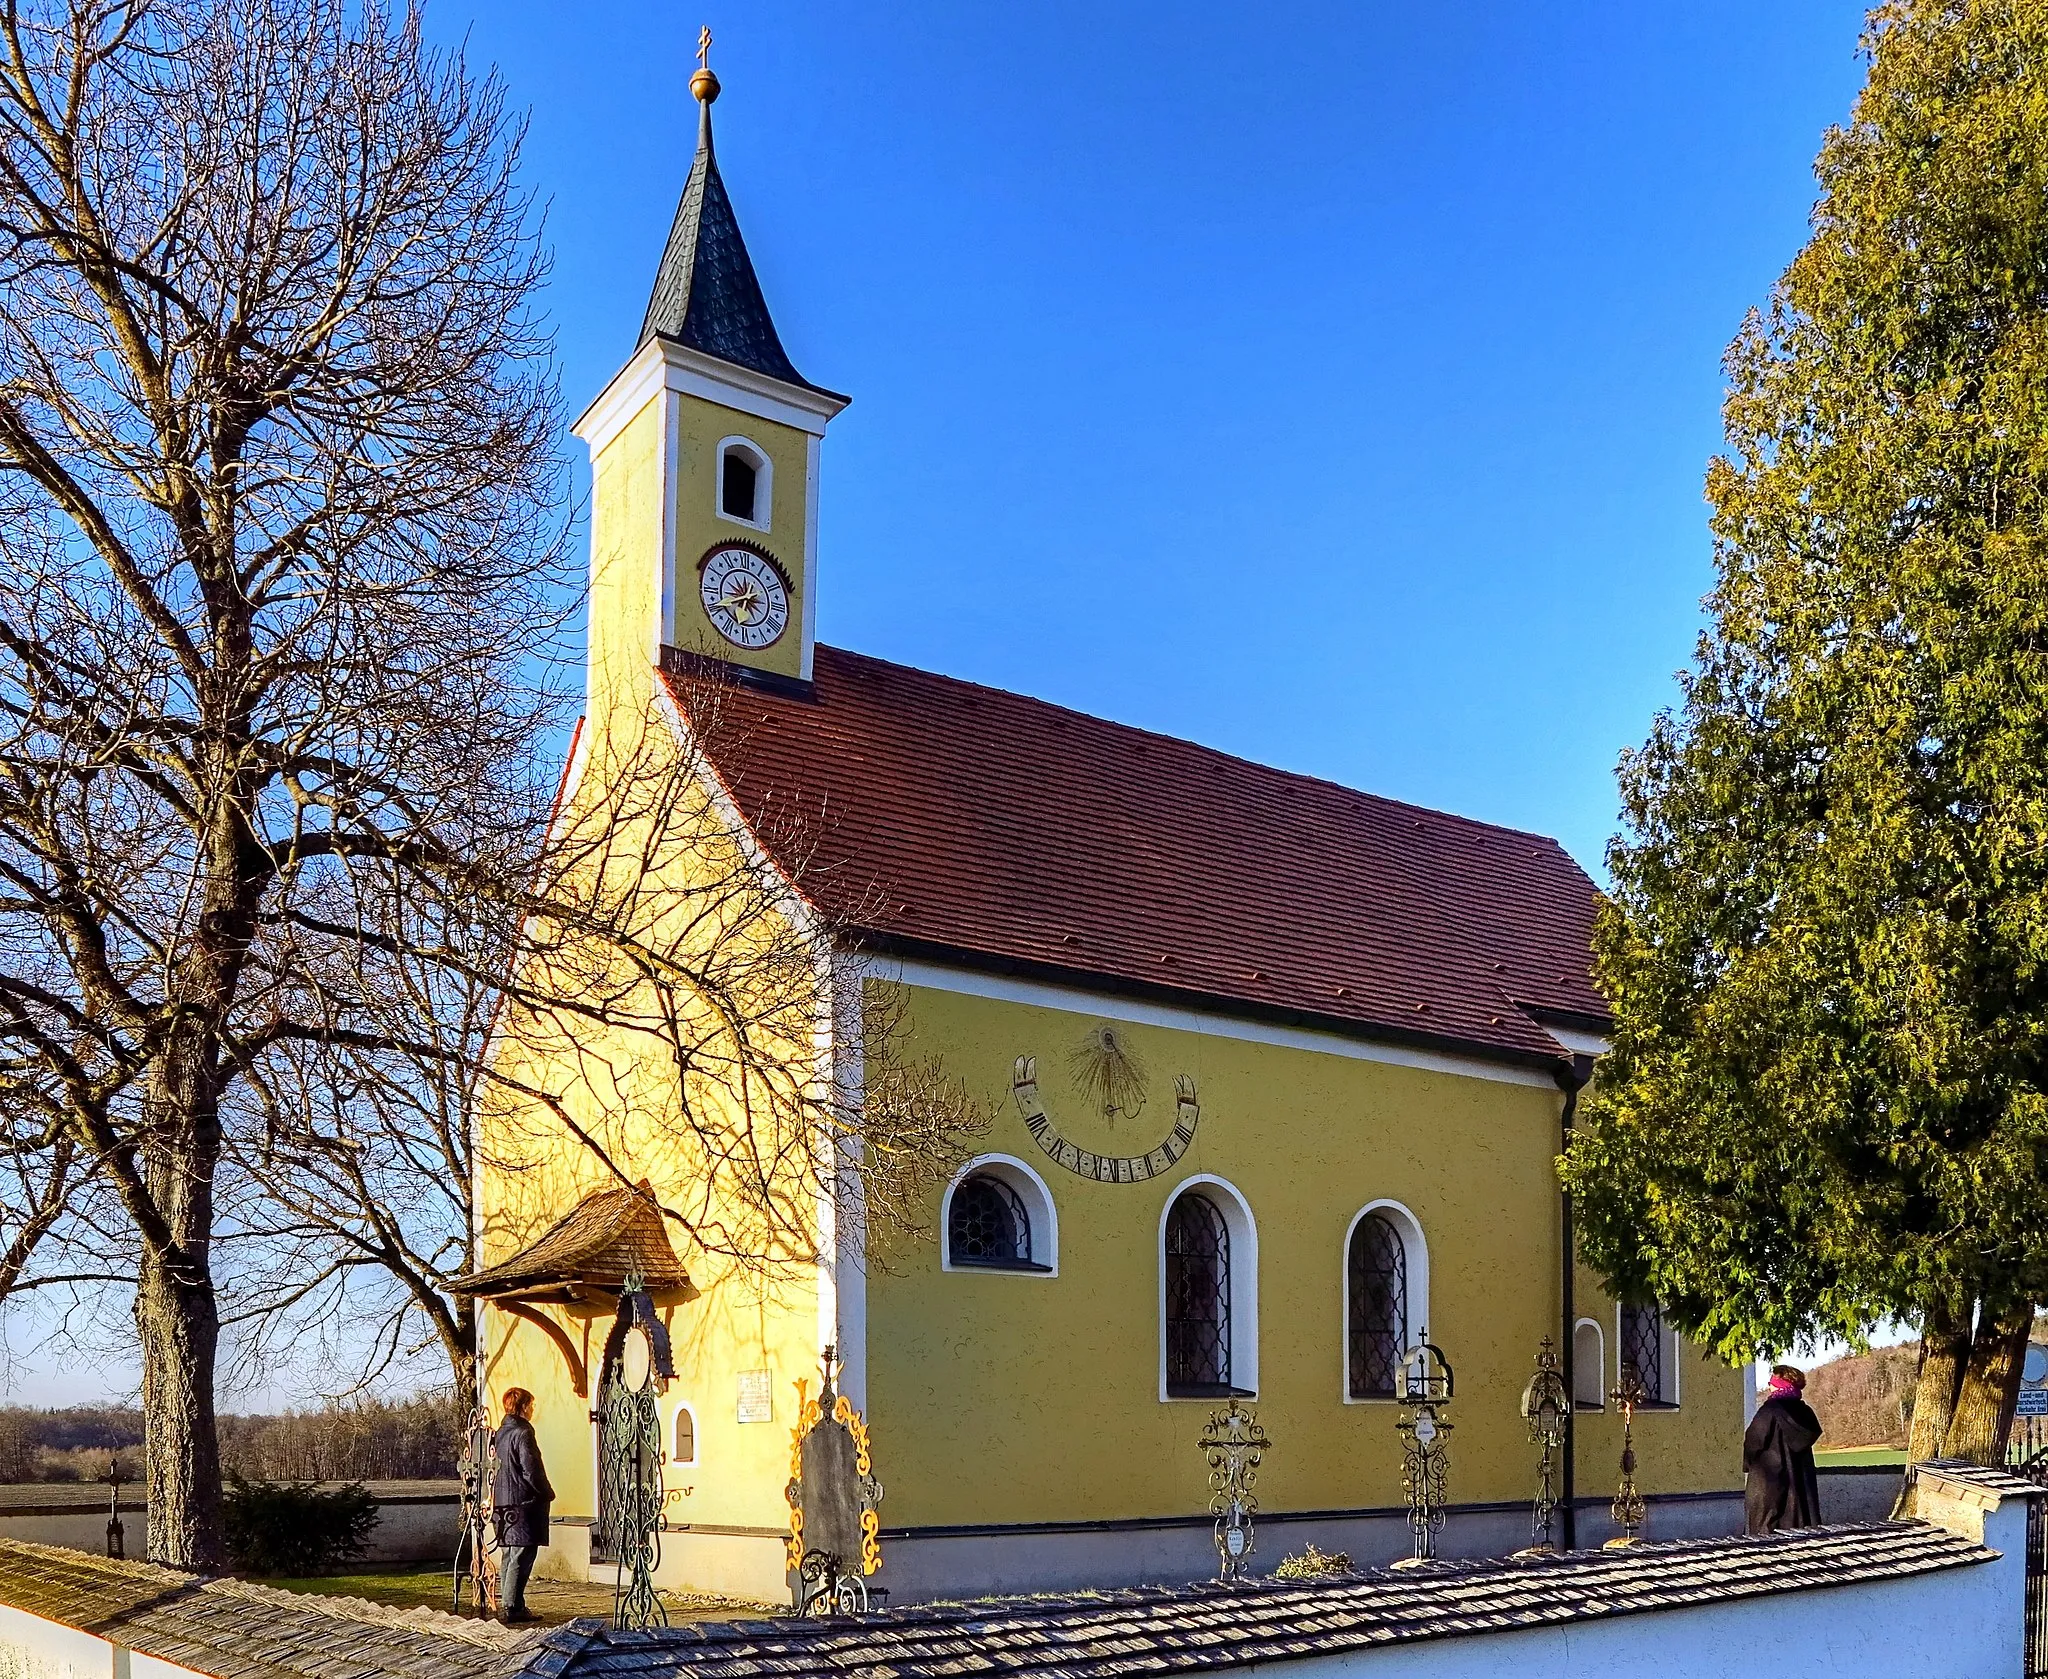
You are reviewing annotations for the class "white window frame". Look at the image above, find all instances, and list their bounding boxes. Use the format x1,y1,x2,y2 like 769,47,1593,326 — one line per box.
940,1153,1058,1276
715,435,772,532
1616,1302,1682,1409
1157,1174,1258,1402
1572,1316,1606,1411
1339,1199,1429,1404
670,1399,699,1467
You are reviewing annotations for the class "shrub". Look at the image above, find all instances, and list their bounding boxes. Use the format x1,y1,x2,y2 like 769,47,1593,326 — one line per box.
223,1476,379,1576
1273,1543,1351,1580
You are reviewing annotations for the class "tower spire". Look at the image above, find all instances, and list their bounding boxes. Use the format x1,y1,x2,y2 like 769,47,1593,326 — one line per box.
637,32,817,391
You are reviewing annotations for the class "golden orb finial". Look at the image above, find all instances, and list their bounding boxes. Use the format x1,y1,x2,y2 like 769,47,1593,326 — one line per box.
691,25,720,103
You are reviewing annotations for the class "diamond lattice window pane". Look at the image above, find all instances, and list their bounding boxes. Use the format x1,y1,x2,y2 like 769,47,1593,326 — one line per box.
1165,1192,1231,1392
1348,1212,1408,1399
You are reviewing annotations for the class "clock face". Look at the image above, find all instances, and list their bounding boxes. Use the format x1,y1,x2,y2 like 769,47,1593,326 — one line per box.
700,545,789,650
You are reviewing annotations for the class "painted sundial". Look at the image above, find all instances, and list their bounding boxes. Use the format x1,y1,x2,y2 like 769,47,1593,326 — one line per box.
1012,1024,1200,1184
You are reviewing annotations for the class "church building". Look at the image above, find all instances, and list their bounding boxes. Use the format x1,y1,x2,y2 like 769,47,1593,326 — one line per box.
461,59,1750,1606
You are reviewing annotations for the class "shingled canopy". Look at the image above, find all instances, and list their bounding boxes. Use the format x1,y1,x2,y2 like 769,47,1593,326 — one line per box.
451,1185,693,1305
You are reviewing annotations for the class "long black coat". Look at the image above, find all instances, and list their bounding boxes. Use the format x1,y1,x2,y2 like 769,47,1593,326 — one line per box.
493,1414,554,1548
1744,1392,1823,1535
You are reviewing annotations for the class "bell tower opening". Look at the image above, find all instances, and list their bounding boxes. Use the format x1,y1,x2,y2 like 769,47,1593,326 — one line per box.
721,447,759,523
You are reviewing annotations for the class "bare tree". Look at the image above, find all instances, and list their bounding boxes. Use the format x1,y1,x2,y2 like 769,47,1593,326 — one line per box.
0,0,567,1567
230,685,990,1401
0,0,987,1574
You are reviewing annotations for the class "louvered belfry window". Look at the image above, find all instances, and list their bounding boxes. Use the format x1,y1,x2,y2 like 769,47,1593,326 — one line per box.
1621,1303,1668,1405
1165,1191,1232,1394
948,1173,1032,1267
1347,1212,1409,1399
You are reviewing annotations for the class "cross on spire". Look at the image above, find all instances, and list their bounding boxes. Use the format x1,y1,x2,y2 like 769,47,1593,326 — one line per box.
697,26,711,71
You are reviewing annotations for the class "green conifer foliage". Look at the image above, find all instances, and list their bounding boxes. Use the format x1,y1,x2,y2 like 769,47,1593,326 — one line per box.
1563,0,2048,1461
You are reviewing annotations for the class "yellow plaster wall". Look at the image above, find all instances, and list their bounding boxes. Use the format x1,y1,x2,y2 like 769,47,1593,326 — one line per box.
666,399,811,680
477,805,825,1538
479,554,823,1535
476,995,823,1537
477,367,829,1546
586,390,664,726
1568,1258,1743,1509
864,982,1745,1528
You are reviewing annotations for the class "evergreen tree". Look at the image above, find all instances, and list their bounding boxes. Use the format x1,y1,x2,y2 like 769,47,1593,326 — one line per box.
1563,0,2048,1463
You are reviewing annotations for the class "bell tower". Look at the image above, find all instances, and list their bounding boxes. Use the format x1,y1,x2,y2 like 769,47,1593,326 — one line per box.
574,40,847,713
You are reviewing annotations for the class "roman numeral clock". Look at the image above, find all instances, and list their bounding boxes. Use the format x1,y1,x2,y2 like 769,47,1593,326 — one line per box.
700,542,791,650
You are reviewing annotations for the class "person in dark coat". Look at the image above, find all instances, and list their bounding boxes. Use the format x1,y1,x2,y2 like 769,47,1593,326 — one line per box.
1744,1363,1823,1534
492,1388,553,1623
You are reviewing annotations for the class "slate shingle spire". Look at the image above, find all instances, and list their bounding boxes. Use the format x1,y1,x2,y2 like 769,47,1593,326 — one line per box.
638,56,817,391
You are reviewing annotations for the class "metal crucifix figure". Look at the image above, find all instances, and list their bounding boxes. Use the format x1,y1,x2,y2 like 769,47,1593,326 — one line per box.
1607,1360,1648,1547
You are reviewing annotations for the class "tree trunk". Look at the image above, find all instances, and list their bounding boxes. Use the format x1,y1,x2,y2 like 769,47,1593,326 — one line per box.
136,1244,226,1570
1906,1294,1970,1464
137,1038,228,1572
1944,1302,2034,1465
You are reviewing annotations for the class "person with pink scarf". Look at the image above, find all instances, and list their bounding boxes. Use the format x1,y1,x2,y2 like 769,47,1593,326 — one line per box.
1744,1363,1823,1533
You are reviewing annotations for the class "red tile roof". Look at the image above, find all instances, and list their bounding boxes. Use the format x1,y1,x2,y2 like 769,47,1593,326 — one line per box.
666,646,1608,1070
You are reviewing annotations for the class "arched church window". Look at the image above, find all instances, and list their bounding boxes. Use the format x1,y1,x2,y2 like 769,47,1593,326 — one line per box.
1573,1319,1605,1409
1165,1190,1232,1395
1347,1212,1409,1399
948,1173,1032,1267
716,437,771,529
672,1403,697,1466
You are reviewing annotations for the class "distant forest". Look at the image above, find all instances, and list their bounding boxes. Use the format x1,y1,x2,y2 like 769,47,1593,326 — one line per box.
0,1391,463,1484
1804,1343,1920,1450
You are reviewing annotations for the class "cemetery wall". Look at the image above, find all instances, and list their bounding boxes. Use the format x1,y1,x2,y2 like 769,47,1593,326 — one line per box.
0,1487,460,1566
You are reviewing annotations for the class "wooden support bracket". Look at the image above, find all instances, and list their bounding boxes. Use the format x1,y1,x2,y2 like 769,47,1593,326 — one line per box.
499,1300,589,1397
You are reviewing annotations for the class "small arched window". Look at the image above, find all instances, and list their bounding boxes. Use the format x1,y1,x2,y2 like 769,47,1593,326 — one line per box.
1573,1319,1605,1410
716,438,771,530
1164,1191,1232,1396
672,1403,697,1466
942,1156,1057,1275
948,1173,1032,1267
721,452,757,520
1347,1212,1409,1399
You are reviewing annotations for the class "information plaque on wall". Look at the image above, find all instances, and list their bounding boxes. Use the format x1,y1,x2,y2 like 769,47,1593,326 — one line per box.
737,1369,774,1424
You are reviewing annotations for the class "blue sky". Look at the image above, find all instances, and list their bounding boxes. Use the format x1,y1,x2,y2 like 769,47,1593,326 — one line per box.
458,0,1871,878
8,4,1883,1407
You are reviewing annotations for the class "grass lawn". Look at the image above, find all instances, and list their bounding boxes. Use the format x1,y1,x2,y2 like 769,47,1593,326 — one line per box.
1815,1446,1908,1466
251,1562,775,1627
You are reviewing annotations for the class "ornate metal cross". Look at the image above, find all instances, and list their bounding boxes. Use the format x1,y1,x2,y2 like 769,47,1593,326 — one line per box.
1396,1331,1455,1564
1608,1360,1648,1546
697,26,712,70
450,1404,499,1615
1520,1336,1570,1553
1198,1399,1269,1579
